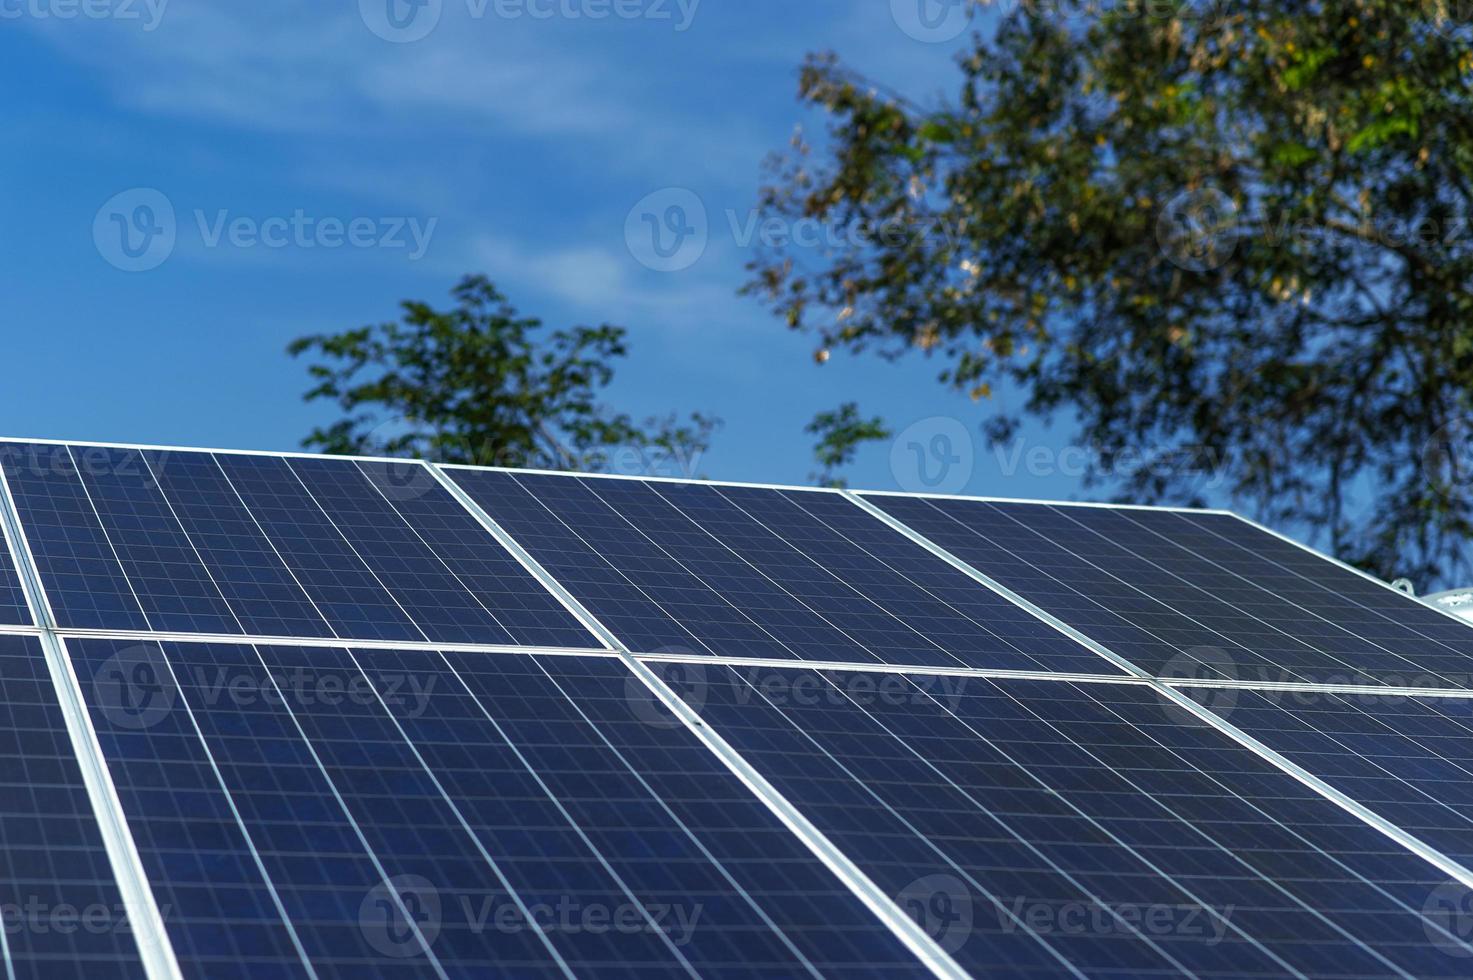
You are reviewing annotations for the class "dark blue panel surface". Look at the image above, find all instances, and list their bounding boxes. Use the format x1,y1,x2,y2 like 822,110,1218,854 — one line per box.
0,443,149,630
70,639,926,978
866,495,1473,688
449,469,1114,673
69,448,241,634
0,513,31,624
144,450,336,638
1211,688,1473,872
686,663,1473,978
352,461,598,649
214,455,424,642
0,635,146,979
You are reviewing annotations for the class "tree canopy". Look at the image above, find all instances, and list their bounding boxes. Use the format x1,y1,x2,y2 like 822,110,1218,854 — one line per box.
290,275,718,477
747,0,1473,587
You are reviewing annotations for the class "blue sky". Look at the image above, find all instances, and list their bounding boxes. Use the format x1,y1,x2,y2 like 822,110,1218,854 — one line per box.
2,0,1115,500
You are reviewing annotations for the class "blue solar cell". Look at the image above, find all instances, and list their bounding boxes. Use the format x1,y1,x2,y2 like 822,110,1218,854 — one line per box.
67,447,241,634
683,663,1473,978
213,455,425,642
1207,687,1473,873
68,639,928,978
352,461,599,650
0,512,31,625
448,469,1114,672
0,635,146,979
0,443,150,630
143,450,336,639
864,494,1473,688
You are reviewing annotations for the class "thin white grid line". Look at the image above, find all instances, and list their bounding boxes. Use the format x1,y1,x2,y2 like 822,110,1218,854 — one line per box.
936,676,1406,976
277,458,432,643
141,639,319,977
828,671,1303,978
0,466,183,980
426,470,969,979
519,654,825,979
137,452,251,636
1171,509,1473,666
245,642,453,979
206,454,341,639
1222,689,1473,847
431,651,701,978
1062,684,1473,958
843,492,1142,678
659,481,969,668
64,445,159,634
1100,506,1463,685
712,664,1092,978
3,437,1231,511
748,484,1095,672
349,460,518,642
503,473,810,662
335,646,577,979
900,494,1340,683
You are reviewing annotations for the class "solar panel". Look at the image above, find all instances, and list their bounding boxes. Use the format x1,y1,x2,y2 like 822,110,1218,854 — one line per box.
0,444,599,648
678,663,1473,978
5,437,1473,978
0,634,146,979
66,637,930,978
445,470,1116,674
1197,687,1473,870
863,494,1473,689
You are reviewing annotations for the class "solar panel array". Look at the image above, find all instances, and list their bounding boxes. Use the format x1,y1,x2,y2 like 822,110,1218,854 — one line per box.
0,439,1471,979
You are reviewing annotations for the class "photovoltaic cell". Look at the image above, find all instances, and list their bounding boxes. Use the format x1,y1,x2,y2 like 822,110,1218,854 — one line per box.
448,469,1115,674
1205,687,1473,872
863,494,1473,688
67,638,928,978
682,663,1473,978
0,504,31,624
0,634,145,979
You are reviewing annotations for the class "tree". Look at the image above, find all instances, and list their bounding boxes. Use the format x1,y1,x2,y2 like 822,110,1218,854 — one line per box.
290,275,719,476
806,402,892,486
745,1,1473,588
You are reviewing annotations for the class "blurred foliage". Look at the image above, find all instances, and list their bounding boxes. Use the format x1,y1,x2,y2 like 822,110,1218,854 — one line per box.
747,0,1473,586
807,402,893,485
291,275,719,474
